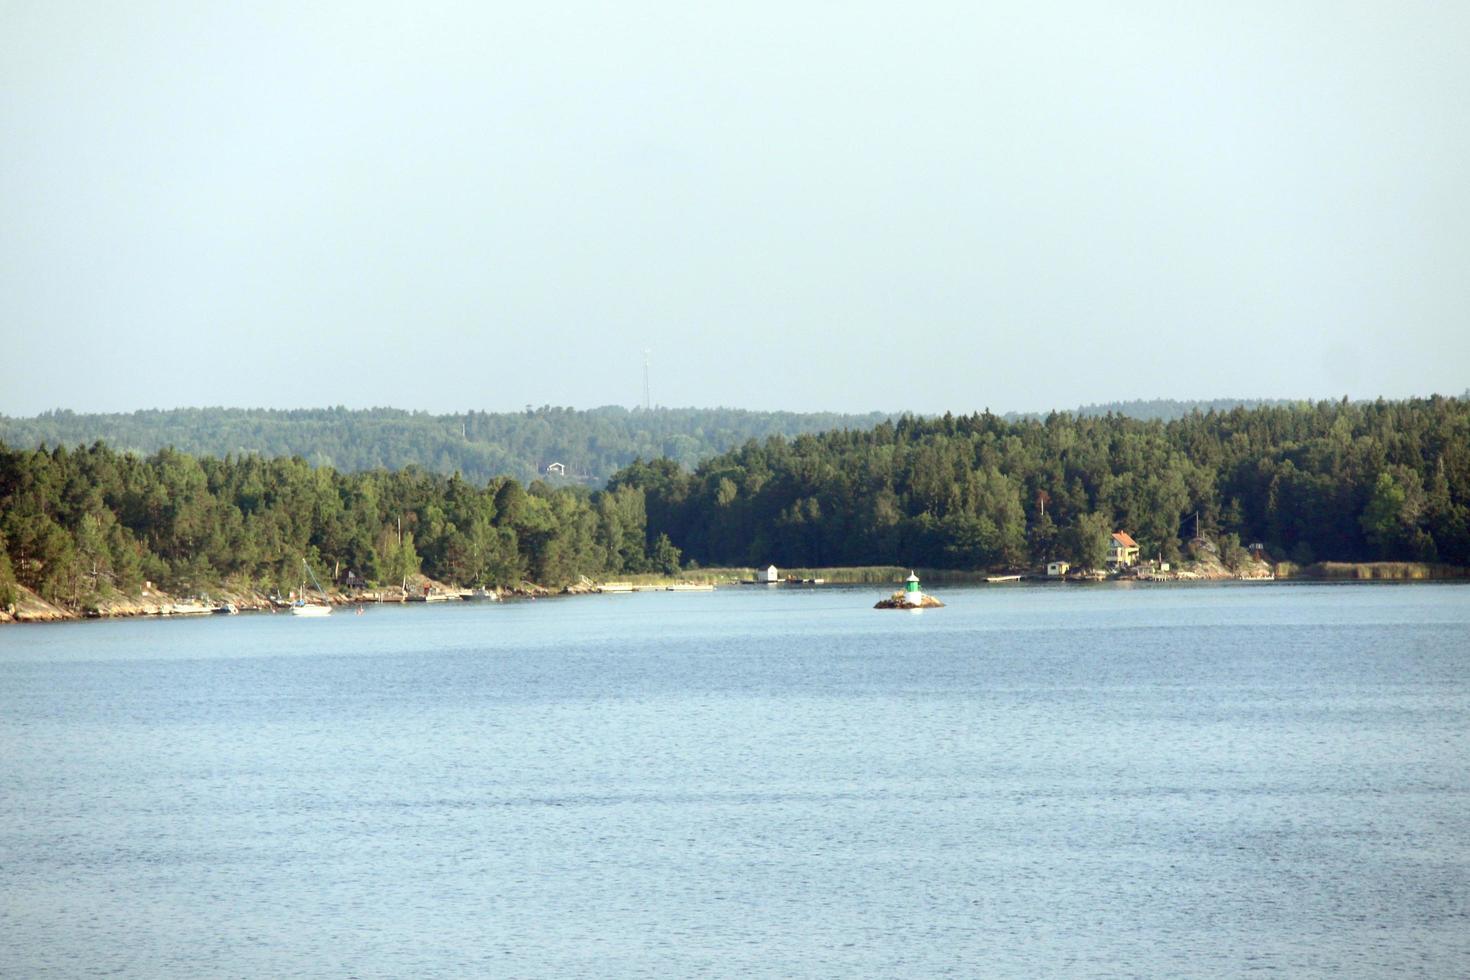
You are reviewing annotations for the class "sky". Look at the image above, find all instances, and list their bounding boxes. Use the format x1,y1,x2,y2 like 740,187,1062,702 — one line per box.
2,1,1467,417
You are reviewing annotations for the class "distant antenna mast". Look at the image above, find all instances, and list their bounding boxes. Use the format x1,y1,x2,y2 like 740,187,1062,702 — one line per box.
642,349,652,410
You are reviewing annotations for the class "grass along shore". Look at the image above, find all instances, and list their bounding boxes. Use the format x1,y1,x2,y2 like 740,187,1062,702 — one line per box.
1277,561,1470,580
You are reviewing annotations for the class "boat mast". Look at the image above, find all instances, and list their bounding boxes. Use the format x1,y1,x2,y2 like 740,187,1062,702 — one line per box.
302,558,329,600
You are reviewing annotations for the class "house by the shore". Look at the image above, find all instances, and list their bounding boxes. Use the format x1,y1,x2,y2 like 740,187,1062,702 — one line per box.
1108,532,1140,566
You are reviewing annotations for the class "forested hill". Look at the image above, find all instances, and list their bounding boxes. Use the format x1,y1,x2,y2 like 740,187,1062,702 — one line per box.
0,406,890,485
3,398,1467,613
609,397,1470,570
0,440,683,610
0,401,1330,485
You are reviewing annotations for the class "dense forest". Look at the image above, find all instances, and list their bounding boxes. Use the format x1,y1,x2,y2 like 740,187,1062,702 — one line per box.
0,400,1324,486
3,397,1467,612
609,397,1470,571
0,406,889,485
0,442,678,610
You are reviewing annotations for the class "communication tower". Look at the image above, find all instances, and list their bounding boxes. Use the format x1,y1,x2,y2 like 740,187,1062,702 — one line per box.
642,349,651,410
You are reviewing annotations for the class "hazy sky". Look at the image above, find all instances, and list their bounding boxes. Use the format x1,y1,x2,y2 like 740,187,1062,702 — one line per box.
2,2,1467,417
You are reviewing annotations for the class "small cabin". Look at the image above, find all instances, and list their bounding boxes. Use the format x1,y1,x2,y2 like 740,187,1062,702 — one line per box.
1046,561,1070,577
545,462,567,476
757,564,780,583
1108,532,1140,566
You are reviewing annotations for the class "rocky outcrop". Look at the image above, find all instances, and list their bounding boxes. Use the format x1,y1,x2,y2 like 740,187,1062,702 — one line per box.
1,583,283,624
7,586,71,623
874,590,944,609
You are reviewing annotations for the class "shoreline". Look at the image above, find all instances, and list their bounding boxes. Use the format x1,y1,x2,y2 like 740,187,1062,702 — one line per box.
4,561,1467,626
0,572,722,625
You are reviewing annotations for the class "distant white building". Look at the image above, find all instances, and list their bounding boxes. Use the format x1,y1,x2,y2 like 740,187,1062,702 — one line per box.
1046,561,1070,577
758,564,780,583
545,462,566,476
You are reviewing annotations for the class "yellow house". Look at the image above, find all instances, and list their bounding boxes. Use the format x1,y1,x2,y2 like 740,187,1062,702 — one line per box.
1108,532,1140,566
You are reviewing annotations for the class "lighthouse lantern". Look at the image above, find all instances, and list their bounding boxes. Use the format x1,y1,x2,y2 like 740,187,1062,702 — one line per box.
904,571,922,605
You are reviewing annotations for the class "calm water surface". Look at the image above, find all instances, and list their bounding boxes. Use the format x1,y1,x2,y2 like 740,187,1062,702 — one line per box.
2,583,1468,977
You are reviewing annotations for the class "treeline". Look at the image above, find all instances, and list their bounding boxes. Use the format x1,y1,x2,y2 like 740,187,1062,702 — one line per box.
0,401,1321,485
4,398,1467,611
0,406,890,486
1012,397,1300,423
609,397,1470,571
0,442,679,609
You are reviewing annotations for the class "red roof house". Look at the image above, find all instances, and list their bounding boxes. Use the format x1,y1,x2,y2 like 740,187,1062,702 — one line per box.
1108,531,1140,566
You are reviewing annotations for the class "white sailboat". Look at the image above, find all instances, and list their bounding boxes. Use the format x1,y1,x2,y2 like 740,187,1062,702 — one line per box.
290,558,333,616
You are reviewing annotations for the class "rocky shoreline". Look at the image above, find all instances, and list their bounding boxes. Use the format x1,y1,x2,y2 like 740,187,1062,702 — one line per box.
0,573,688,625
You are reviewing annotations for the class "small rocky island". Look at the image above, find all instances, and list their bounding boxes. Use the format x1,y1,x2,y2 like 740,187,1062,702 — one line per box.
875,572,944,609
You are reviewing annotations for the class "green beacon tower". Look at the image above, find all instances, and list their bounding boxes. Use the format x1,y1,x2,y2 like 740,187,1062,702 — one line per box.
904,571,922,606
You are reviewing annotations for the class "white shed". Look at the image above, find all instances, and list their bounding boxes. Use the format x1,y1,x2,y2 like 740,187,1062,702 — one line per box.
1046,561,1070,577
758,564,780,583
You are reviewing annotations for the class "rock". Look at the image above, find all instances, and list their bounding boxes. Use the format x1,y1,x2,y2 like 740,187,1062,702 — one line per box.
10,586,72,622
874,590,944,609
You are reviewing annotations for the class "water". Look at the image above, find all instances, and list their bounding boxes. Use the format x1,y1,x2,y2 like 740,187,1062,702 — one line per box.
2,583,1468,977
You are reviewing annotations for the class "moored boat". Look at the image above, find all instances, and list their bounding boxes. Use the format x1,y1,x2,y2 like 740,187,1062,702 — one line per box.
290,559,333,617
